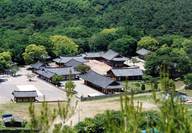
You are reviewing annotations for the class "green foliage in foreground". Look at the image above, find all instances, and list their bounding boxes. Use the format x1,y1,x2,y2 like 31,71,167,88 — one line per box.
26,63,192,133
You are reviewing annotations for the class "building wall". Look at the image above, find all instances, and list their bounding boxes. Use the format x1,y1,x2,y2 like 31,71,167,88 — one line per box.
84,80,121,95
138,55,145,60
115,76,142,81
15,97,35,102
63,74,78,80
84,57,102,60
107,71,142,81
4,122,21,127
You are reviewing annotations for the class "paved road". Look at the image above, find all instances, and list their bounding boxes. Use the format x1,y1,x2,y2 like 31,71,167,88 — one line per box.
0,66,67,102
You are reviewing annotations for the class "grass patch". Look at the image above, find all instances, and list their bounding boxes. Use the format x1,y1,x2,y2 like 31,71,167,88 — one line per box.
180,89,192,97
119,79,184,91
0,102,58,123
175,80,184,90
119,81,160,91
107,94,154,102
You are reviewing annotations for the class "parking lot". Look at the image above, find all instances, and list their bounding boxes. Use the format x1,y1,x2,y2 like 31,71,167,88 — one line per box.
0,66,67,102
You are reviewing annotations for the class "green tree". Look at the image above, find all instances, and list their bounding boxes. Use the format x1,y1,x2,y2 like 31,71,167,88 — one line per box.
0,52,12,71
10,66,21,76
21,120,28,128
22,44,48,64
29,34,54,56
154,83,158,89
10,118,15,126
75,65,91,74
29,96,57,133
74,110,124,133
171,49,192,76
50,35,78,56
183,73,192,85
52,75,63,85
25,73,36,81
108,35,137,56
142,75,153,82
130,57,139,66
137,37,159,51
141,83,145,90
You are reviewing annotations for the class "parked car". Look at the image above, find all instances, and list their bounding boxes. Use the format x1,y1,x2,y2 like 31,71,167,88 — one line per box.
73,90,78,94
2,114,12,119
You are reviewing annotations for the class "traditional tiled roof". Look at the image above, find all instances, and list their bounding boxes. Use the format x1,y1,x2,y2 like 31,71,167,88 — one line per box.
36,69,56,78
65,59,83,68
30,61,45,70
84,52,103,58
53,56,88,64
3,117,22,123
46,67,80,76
136,48,150,56
101,49,129,61
36,67,80,78
107,67,144,77
80,70,125,89
12,90,38,98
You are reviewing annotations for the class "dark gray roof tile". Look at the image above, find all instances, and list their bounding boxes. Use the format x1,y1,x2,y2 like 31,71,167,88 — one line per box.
53,56,88,64
30,61,45,69
84,52,103,58
80,70,125,89
12,90,38,98
136,48,150,55
36,70,55,78
65,59,83,68
101,49,129,61
108,67,144,77
3,117,22,123
46,67,80,75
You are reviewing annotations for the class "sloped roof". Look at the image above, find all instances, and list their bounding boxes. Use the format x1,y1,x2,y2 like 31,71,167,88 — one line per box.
30,61,45,69
3,117,22,123
12,90,38,98
107,67,144,77
53,56,88,64
136,48,150,56
36,70,56,78
65,59,83,68
46,67,80,75
84,52,104,58
101,49,129,61
80,70,125,89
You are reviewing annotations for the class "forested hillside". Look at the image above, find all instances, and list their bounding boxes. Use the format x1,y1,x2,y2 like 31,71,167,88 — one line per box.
0,0,192,64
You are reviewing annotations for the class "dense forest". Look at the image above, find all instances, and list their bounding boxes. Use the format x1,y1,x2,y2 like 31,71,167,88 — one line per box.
0,0,192,76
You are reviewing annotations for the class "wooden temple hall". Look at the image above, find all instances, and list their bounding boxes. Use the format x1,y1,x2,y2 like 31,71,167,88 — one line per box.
12,90,38,102
80,70,125,94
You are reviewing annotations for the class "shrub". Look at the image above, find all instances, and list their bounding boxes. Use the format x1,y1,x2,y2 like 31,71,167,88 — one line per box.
142,75,153,82
134,88,141,92
154,83,158,89
169,79,174,87
135,83,140,87
141,83,146,90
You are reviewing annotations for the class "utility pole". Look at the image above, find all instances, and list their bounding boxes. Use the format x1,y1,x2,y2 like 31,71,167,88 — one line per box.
78,106,80,123
147,110,149,129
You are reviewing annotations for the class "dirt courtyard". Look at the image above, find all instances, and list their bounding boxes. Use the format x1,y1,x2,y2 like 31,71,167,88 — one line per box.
84,60,111,75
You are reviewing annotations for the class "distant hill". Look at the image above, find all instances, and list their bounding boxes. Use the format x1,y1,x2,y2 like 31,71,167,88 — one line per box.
0,0,192,37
